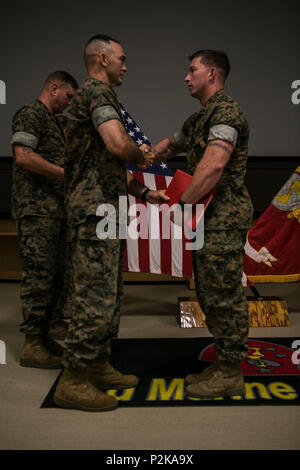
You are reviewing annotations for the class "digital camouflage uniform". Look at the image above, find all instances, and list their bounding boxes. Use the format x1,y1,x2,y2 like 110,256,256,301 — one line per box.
63,77,127,369
180,89,253,363
11,99,68,335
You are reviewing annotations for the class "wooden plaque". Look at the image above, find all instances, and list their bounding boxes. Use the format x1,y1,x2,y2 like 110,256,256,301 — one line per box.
178,296,289,328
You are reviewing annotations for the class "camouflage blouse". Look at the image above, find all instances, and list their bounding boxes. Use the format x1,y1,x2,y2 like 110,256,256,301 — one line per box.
11,99,65,220
64,77,127,235
182,89,253,231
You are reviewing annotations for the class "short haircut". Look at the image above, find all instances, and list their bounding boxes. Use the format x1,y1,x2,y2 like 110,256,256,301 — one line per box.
84,34,121,67
85,34,120,48
45,71,78,90
189,50,230,81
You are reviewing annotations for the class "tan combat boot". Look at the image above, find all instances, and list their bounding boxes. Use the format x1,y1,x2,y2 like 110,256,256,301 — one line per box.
20,335,62,369
185,360,245,399
48,320,69,340
185,361,219,385
88,357,139,390
53,368,118,412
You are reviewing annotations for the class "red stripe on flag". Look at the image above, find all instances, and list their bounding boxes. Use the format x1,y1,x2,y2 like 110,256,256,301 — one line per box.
153,174,172,275
131,171,150,273
123,245,129,271
182,234,193,278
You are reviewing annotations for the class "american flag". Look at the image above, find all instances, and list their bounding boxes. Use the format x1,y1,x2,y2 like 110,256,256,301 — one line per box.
120,102,193,278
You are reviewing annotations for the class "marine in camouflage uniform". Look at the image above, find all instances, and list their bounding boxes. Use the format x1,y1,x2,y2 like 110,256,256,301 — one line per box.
11,99,67,334
151,50,254,398
11,71,78,367
62,77,128,368
181,89,253,363
54,35,171,412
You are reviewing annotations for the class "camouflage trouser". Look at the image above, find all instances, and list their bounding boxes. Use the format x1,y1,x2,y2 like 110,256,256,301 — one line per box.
16,215,69,335
62,216,125,369
192,228,249,363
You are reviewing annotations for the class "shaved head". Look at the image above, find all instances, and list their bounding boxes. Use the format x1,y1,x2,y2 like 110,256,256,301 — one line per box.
83,33,126,87
84,34,120,68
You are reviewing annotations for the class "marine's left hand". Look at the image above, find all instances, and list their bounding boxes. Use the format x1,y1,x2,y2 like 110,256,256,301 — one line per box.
146,189,170,204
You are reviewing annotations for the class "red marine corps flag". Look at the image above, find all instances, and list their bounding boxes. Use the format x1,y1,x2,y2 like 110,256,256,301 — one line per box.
244,166,300,283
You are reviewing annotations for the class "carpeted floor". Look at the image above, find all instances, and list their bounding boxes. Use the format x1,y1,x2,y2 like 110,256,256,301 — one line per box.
1,281,300,450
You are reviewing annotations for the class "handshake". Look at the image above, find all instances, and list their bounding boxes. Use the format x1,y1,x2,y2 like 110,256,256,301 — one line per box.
135,144,157,170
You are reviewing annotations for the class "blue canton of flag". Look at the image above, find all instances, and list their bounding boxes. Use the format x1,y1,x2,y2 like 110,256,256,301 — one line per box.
119,102,173,177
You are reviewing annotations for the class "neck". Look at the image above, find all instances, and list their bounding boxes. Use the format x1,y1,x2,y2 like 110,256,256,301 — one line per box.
199,84,223,106
88,69,111,86
39,93,55,114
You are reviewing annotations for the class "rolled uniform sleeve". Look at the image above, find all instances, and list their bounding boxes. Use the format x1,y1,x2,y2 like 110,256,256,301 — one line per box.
207,124,238,147
11,131,39,150
92,105,121,130
11,106,42,151
208,103,243,148
172,129,187,150
88,84,123,131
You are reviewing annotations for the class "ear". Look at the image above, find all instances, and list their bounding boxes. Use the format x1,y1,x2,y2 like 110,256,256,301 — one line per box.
98,52,109,68
209,67,217,82
50,82,58,96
